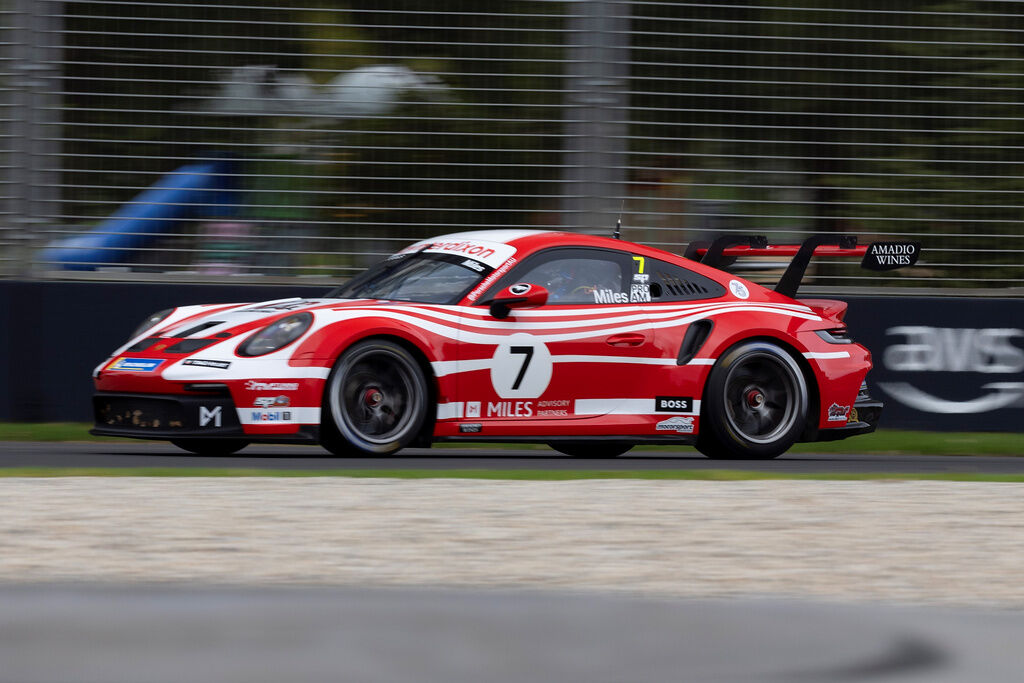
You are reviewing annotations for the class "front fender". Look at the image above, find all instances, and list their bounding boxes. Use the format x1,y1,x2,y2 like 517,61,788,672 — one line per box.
293,314,451,367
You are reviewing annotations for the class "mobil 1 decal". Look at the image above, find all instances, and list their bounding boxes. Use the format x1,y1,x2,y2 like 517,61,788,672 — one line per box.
490,333,552,399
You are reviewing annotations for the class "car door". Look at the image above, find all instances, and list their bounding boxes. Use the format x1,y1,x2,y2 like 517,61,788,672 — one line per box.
454,247,656,425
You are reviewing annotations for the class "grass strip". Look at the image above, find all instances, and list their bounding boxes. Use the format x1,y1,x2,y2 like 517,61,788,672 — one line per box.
1,467,1023,482
0,423,108,442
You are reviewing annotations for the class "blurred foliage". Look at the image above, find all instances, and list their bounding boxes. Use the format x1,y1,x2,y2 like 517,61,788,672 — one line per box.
56,0,1023,285
630,0,1023,286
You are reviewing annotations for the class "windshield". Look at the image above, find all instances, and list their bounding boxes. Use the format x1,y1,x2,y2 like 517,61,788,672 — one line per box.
328,253,493,304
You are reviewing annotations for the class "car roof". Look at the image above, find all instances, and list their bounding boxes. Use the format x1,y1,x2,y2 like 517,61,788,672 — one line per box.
432,228,715,273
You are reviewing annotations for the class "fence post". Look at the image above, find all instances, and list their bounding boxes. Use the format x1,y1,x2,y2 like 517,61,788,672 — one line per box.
9,0,61,278
561,0,630,234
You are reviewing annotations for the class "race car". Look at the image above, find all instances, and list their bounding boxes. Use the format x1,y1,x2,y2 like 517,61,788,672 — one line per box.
91,229,918,458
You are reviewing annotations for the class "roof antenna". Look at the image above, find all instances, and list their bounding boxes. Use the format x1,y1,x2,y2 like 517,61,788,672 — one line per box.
613,199,624,240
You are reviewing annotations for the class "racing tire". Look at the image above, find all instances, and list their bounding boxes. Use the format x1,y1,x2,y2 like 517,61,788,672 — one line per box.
696,341,808,460
321,339,429,456
548,442,633,458
170,439,249,456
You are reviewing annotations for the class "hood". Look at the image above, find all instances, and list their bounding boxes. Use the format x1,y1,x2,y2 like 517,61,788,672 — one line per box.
99,297,387,376
155,298,345,340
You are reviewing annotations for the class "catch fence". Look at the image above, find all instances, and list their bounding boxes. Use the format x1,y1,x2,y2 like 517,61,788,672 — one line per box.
1,0,1021,292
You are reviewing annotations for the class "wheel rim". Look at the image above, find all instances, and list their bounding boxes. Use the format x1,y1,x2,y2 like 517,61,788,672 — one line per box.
722,351,801,445
332,348,421,445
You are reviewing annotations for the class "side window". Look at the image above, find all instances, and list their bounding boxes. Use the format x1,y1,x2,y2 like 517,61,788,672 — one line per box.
485,248,633,305
518,257,622,304
645,257,726,302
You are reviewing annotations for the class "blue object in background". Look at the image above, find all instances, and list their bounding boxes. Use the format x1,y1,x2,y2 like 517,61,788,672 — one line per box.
39,158,239,270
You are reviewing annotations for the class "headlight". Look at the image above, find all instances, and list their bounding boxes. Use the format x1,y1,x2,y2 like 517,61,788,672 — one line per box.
238,313,313,357
129,308,173,340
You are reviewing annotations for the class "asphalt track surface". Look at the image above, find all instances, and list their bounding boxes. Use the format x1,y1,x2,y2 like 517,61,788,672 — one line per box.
2,440,1024,473
3,584,1023,683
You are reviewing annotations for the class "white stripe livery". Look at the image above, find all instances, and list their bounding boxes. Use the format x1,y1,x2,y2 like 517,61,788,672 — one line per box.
802,351,851,360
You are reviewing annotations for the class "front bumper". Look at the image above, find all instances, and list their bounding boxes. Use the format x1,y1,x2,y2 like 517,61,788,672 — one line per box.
91,392,319,443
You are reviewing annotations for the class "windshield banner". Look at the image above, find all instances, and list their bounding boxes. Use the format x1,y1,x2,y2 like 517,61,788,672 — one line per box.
399,238,516,269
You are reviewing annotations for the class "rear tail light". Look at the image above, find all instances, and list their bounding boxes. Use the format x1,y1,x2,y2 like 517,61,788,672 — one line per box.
815,328,853,344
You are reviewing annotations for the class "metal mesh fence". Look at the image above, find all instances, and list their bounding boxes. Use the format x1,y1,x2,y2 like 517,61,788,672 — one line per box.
1,0,1021,292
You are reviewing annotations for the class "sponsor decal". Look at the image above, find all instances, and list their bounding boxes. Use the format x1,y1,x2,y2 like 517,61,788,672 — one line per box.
629,284,651,303
862,242,920,270
107,357,164,372
182,359,231,370
467,256,518,301
199,405,222,427
632,273,650,284
729,280,749,300
461,258,484,272
593,288,629,304
849,407,859,423
509,282,532,295
827,403,851,422
465,401,482,418
422,240,494,260
536,398,570,417
655,396,694,412
245,381,300,391
254,395,291,409
487,400,533,418
400,239,516,269
880,326,1024,414
249,410,293,422
656,416,695,433
459,423,482,434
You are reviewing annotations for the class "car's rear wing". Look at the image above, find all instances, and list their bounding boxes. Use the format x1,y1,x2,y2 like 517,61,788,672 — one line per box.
684,234,920,298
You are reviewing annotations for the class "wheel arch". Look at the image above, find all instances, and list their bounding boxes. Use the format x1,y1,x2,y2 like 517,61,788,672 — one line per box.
699,333,820,440
322,332,439,448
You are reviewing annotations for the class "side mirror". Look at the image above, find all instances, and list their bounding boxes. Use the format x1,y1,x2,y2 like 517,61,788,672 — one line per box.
488,282,548,319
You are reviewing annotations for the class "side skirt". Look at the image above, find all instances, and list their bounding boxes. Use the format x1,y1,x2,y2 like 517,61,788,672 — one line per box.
437,434,696,446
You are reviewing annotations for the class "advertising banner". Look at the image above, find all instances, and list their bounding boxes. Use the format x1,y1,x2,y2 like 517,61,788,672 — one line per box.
845,297,1024,432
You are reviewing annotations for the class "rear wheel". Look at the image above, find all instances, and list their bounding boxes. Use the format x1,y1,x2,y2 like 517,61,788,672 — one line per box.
696,341,807,460
548,442,633,458
321,339,429,456
170,439,248,456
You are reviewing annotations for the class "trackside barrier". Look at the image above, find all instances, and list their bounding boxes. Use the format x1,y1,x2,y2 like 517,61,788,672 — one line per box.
0,281,323,422
843,296,1024,433
1,283,1020,432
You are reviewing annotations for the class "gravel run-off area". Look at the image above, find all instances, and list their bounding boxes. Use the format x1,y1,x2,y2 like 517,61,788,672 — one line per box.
2,478,1022,608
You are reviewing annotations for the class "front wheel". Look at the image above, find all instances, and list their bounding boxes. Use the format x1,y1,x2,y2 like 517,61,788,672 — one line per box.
548,442,633,458
696,341,808,460
170,439,248,456
321,339,430,456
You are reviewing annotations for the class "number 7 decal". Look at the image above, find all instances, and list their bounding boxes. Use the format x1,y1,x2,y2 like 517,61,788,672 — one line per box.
510,346,534,390
490,334,552,399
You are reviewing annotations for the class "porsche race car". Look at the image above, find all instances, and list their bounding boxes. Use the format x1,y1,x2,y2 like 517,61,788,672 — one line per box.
91,230,917,458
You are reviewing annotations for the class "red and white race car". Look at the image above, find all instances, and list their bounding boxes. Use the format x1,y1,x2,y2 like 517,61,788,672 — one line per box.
91,229,917,458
